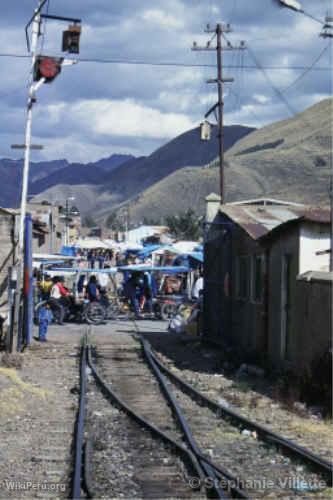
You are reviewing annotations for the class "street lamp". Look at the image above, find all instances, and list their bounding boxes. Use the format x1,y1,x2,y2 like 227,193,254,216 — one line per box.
274,0,333,271
274,0,328,25
65,196,75,246
276,0,303,12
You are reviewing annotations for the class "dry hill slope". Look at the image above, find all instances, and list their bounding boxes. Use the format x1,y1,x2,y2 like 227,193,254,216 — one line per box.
117,98,331,223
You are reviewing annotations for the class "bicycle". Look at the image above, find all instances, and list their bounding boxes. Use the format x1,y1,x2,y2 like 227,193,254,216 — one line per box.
34,298,106,325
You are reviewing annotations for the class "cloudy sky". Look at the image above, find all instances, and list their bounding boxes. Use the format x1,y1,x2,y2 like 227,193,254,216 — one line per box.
1,0,331,162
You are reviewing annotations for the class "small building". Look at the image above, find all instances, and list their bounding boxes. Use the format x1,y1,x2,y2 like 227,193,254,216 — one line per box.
0,208,19,324
204,197,331,374
27,201,65,253
127,225,170,245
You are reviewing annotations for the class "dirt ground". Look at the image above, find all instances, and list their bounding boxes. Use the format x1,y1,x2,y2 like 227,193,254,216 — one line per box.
0,320,331,498
141,329,333,464
0,324,83,498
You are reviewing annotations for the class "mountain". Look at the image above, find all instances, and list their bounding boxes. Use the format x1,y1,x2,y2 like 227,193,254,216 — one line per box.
98,125,255,203
119,98,331,223
0,158,70,207
93,154,135,171
0,154,134,208
30,124,254,215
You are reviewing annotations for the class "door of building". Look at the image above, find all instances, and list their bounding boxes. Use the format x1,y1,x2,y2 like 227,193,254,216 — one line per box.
281,254,292,359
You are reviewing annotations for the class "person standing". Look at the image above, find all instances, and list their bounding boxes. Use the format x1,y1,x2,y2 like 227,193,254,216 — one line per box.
98,250,105,269
124,272,142,319
192,272,204,300
86,275,100,302
36,303,53,342
88,250,95,269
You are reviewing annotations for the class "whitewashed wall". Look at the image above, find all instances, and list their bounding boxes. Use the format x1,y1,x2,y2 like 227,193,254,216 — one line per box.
299,223,330,273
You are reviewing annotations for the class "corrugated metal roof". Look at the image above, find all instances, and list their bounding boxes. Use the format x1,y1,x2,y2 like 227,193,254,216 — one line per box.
220,204,330,240
0,207,19,216
229,198,304,207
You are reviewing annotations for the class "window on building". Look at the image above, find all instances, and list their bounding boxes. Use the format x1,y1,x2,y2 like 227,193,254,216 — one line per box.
252,255,263,303
237,256,249,299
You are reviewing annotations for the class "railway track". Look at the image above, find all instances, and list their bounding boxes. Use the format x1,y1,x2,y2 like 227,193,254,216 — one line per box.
70,323,332,498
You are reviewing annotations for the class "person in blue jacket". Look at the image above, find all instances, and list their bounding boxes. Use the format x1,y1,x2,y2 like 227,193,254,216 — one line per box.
37,303,53,342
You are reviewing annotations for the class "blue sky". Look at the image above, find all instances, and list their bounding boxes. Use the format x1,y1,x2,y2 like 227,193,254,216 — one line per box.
1,0,331,162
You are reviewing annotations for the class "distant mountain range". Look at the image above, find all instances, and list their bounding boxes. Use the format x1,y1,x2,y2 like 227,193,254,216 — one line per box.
3,123,253,215
1,98,330,224
0,154,134,208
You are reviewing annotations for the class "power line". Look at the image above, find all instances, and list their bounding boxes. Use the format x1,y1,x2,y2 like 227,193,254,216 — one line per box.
0,52,331,71
247,47,296,116
282,43,331,92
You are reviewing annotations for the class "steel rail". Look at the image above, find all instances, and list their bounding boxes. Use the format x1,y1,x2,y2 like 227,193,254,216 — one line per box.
83,436,95,499
86,345,207,490
141,338,247,499
71,341,87,499
146,341,333,484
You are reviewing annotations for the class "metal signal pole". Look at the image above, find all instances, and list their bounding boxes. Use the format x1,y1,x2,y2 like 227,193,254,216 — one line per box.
11,3,43,352
192,24,245,203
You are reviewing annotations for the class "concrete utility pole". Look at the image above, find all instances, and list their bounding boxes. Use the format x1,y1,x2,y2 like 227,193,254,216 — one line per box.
192,25,245,203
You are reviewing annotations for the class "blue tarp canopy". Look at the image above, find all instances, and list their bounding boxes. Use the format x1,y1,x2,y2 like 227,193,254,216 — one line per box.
40,260,66,266
136,244,165,259
60,246,77,256
187,252,203,263
118,265,189,274
173,252,203,268
50,267,118,274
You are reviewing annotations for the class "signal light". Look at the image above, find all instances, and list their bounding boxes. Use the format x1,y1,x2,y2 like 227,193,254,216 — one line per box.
62,24,81,54
34,56,63,83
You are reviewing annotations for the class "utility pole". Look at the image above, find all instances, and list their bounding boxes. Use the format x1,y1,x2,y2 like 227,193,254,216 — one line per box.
192,24,245,203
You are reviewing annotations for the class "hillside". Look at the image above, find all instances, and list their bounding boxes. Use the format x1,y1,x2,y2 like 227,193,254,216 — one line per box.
31,124,254,213
97,124,255,204
118,98,331,223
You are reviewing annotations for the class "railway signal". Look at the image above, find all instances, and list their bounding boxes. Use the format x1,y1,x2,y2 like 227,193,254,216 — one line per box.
62,24,82,53
34,56,63,83
11,0,82,353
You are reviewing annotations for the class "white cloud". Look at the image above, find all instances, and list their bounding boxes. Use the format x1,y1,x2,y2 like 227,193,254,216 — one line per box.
44,98,196,140
36,135,140,163
93,99,195,138
141,9,184,29
254,94,270,104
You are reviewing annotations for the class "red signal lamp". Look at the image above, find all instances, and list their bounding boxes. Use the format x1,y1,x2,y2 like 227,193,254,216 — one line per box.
34,56,63,83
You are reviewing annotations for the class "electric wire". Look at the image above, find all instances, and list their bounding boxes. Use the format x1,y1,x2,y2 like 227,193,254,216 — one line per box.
0,52,330,71
247,46,296,116
301,10,325,26
282,43,331,93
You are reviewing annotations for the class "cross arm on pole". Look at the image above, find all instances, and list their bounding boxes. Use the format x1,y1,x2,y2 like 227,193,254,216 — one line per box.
204,102,219,119
41,14,81,24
